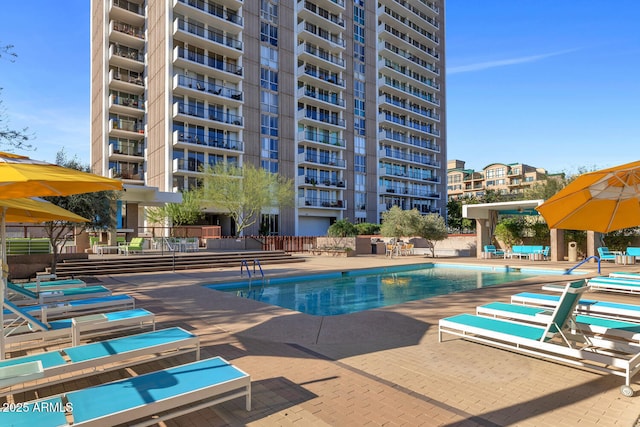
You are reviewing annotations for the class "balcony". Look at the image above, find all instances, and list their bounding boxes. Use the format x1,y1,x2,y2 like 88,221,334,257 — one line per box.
174,0,243,33
300,197,345,209
173,157,207,174
297,43,345,72
109,44,144,72
297,22,345,50
378,75,440,107
109,69,144,94
173,74,243,104
297,109,345,130
297,65,345,88
298,175,345,188
378,148,440,168
296,87,345,108
298,129,345,148
173,130,243,152
109,141,144,158
109,167,144,182
380,40,440,76
173,18,242,56
110,0,145,25
109,95,144,116
109,118,144,139
174,101,243,129
296,0,345,31
109,21,145,50
297,152,345,169
174,46,242,82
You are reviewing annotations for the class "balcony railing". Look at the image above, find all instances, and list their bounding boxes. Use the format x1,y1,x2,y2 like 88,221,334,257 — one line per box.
379,129,440,152
298,130,345,147
176,18,242,50
298,0,345,28
111,45,144,62
110,141,144,157
176,0,243,26
176,130,243,151
111,94,144,110
299,152,345,168
301,197,345,209
300,66,345,87
113,0,143,15
177,74,242,101
298,43,344,67
113,21,144,39
298,87,344,107
176,47,243,76
176,101,243,126
299,109,345,127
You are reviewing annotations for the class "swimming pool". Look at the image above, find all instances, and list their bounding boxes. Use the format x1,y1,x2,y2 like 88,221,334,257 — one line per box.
207,263,578,316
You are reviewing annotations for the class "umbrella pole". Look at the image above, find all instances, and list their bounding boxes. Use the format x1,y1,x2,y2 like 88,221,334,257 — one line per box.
1,207,6,359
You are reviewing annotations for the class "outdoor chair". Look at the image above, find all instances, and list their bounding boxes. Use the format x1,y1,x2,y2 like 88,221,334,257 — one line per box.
0,327,199,397
0,356,251,426
440,280,640,397
118,237,144,255
597,247,621,262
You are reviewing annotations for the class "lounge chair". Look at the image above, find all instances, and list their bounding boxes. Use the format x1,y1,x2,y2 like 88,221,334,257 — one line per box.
7,283,112,305
118,236,145,255
3,300,155,351
610,272,640,280
9,277,86,293
3,294,136,323
0,327,200,397
1,356,251,426
587,276,640,294
483,245,505,258
597,247,621,262
439,280,640,396
477,301,640,344
511,291,640,322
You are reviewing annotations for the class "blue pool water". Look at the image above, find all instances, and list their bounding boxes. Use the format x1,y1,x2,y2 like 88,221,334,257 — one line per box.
207,263,577,316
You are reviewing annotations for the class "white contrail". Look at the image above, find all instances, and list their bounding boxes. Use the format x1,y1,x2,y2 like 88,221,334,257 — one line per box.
448,48,580,74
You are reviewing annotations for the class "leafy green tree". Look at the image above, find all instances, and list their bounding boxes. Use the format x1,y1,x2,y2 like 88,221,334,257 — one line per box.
523,174,567,200
355,222,380,235
380,206,421,241
327,218,358,237
415,214,448,258
146,190,202,237
198,163,294,237
494,217,526,249
43,150,118,274
603,228,639,252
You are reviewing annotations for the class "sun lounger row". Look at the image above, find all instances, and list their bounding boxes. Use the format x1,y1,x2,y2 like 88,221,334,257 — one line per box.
0,356,250,427
0,327,199,396
439,280,640,397
3,294,136,322
9,277,86,293
8,283,112,305
587,276,640,294
511,291,640,322
3,300,155,352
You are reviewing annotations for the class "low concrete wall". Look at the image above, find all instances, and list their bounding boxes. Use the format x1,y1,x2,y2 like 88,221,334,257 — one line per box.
205,238,262,250
8,253,89,280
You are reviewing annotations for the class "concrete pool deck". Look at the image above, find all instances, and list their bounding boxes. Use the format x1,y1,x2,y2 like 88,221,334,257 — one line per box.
7,254,640,426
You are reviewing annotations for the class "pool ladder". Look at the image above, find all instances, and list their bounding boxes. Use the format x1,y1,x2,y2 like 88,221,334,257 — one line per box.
240,259,264,279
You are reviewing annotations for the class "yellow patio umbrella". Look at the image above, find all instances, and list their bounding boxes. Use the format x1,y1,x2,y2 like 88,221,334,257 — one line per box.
536,160,640,233
0,151,122,359
0,151,123,199
0,198,90,223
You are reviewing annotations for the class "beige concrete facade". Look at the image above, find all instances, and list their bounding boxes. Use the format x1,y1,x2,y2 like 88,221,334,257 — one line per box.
90,0,447,237
447,159,554,200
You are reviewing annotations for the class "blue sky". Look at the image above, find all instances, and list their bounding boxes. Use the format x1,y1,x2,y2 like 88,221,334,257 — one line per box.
0,1,638,175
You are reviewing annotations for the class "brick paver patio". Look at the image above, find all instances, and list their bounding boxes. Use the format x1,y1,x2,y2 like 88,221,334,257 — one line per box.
5,254,640,426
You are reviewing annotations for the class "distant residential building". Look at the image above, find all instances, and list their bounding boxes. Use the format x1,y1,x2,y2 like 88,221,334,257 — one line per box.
447,159,549,200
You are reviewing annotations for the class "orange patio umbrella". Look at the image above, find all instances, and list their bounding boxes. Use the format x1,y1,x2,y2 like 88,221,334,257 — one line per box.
536,160,640,233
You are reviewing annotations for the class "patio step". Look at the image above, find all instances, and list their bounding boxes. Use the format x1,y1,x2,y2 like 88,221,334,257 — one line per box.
47,251,304,277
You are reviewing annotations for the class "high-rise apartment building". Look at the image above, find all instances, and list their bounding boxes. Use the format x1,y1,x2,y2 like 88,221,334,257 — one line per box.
91,0,446,236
